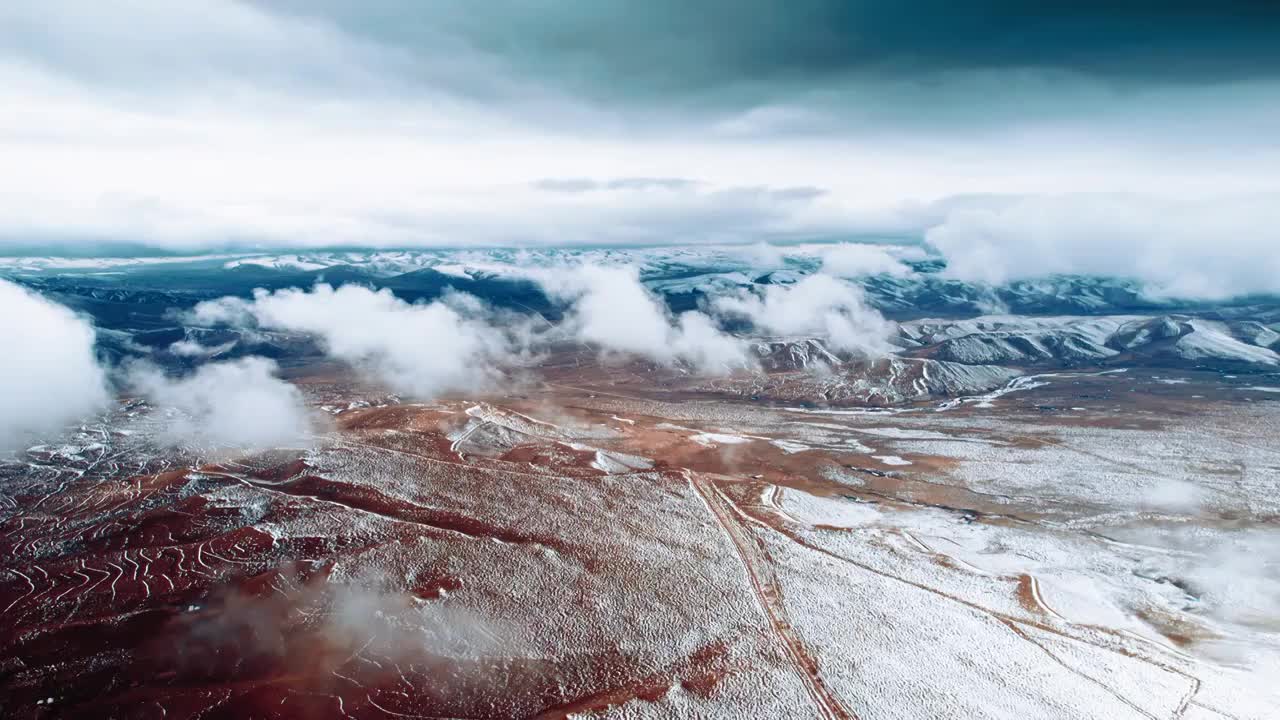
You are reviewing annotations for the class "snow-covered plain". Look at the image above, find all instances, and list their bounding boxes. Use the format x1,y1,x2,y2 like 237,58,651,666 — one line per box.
2,366,1275,718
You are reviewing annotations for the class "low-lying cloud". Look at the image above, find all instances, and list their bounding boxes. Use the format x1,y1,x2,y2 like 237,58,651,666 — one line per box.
160,565,521,712
191,284,531,397
820,243,915,278
0,279,109,450
536,264,752,373
189,268,908,381
128,357,312,450
1132,527,1280,662
712,274,898,357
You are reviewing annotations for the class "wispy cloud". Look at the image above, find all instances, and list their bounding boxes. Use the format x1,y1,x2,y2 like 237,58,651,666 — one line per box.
127,357,314,450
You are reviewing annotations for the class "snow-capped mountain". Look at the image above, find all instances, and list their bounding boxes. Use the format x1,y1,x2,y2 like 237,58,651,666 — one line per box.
899,314,1280,368
5,245,1279,380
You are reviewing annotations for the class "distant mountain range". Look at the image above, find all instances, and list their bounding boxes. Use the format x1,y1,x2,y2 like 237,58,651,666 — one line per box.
5,247,1279,379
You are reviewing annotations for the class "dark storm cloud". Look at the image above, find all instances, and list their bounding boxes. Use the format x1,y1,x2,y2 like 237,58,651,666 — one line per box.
9,1,1278,138
262,0,1280,102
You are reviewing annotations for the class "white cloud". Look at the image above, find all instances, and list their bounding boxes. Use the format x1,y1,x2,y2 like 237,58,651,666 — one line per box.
730,241,789,271
1191,531,1280,631
168,338,234,357
1143,477,1204,513
543,265,669,359
167,339,207,357
536,264,751,373
671,311,756,373
711,274,897,357
128,357,311,450
1137,528,1280,641
187,295,257,327
925,194,1280,299
191,284,523,397
0,280,109,450
820,243,914,278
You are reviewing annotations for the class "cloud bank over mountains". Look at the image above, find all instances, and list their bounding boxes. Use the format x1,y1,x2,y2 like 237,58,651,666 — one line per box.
925,194,1280,300
0,259,903,452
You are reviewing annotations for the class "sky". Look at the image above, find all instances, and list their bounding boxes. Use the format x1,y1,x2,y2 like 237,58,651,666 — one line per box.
2,1,1279,282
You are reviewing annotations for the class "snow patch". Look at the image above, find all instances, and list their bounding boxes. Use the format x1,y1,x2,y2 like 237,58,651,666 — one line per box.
872,455,912,466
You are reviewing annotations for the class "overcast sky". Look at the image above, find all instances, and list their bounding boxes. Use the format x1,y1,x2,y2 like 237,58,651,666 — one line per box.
2,1,1278,260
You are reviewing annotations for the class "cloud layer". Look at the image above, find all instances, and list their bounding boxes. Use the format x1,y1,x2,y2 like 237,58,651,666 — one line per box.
0,280,109,450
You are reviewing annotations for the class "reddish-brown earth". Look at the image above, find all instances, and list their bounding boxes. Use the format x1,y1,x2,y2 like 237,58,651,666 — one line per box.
2,364,1276,718
0,374,787,718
